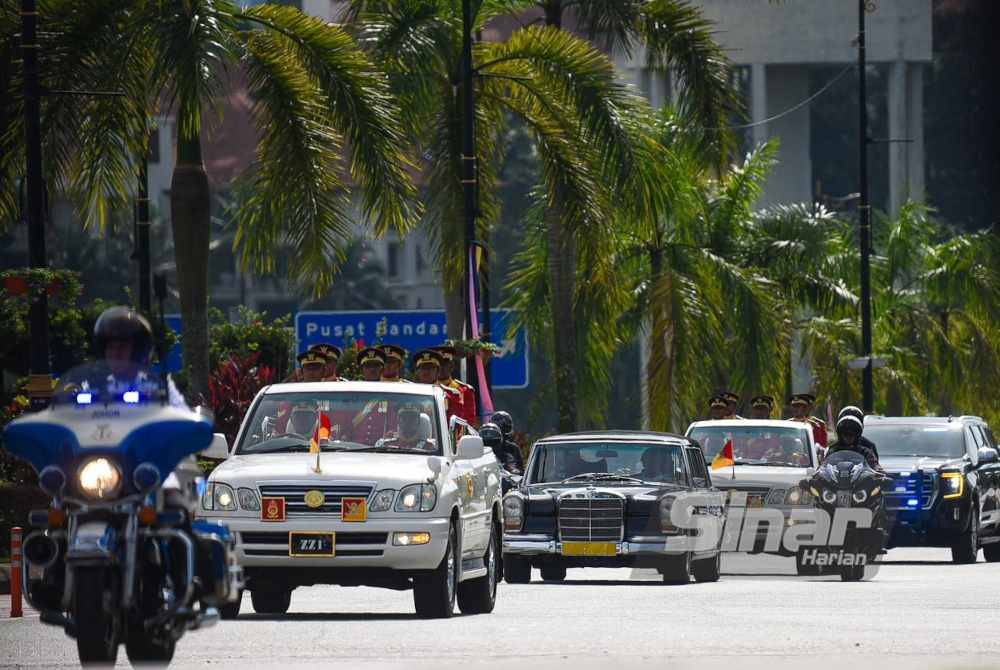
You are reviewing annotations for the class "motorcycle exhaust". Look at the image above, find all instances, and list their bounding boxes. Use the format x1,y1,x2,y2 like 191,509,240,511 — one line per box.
23,533,60,570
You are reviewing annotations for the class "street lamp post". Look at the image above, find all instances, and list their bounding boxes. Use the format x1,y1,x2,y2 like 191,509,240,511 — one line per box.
858,0,874,413
20,0,52,409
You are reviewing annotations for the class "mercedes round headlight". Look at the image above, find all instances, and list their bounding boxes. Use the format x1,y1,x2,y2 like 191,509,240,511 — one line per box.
821,489,837,505
503,495,525,531
77,458,122,500
395,484,436,512
852,489,868,504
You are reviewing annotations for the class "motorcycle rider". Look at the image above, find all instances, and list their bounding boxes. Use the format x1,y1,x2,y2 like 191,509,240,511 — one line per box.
490,411,524,474
480,422,522,474
835,405,879,460
826,413,881,470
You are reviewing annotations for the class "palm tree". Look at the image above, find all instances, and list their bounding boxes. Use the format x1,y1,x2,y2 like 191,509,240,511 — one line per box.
0,0,415,399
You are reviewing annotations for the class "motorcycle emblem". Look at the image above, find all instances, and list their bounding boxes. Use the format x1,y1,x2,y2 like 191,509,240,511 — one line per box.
341,497,367,522
91,424,113,441
304,490,326,509
261,497,286,521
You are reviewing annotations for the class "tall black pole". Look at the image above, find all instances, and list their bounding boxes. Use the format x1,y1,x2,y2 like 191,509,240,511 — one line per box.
858,0,874,413
137,150,151,312
21,0,52,409
460,0,480,402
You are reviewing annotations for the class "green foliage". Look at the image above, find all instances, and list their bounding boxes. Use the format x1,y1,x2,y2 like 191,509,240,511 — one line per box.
208,307,295,381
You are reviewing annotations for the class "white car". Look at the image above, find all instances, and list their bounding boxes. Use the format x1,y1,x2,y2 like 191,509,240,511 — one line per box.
198,381,503,618
685,420,820,567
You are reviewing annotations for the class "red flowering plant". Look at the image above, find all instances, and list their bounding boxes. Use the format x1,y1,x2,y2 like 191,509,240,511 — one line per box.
206,352,276,451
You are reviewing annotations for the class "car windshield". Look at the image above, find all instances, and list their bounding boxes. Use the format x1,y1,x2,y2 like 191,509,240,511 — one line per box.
53,361,166,406
688,425,813,467
529,442,688,485
237,392,442,455
864,424,966,458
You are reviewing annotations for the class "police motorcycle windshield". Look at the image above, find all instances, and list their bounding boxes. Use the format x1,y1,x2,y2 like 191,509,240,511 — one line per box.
818,450,868,488
3,362,213,498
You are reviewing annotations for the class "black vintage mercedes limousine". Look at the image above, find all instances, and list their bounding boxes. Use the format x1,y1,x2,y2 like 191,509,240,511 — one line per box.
500,431,725,584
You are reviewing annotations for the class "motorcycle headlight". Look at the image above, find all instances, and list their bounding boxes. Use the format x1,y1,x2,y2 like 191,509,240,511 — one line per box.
77,458,122,500
503,495,525,531
852,489,868,504
237,487,260,511
201,482,237,512
942,472,964,500
395,484,436,512
369,489,396,513
821,489,837,505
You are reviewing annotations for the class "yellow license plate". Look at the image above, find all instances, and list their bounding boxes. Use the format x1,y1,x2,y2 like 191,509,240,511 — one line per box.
561,541,617,557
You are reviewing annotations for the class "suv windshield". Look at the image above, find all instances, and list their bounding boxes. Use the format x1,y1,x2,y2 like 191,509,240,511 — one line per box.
529,442,688,485
864,424,966,459
688,425,813,467
237,392,442,455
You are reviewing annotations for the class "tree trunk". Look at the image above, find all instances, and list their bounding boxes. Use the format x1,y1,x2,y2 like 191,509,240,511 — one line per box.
547,209,578,431
647,249,675,432
170,130,211,403
445,287,465,340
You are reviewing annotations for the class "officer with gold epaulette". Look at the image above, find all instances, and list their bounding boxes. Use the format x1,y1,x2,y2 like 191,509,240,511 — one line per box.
412,349,464,423
790,392,828,449
433,345,478,426
379,345,409,382
309,343,344,381
356,346,386,381
749,394,775,419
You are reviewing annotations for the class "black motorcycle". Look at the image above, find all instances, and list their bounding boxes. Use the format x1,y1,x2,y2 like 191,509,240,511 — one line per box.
799,450,890,581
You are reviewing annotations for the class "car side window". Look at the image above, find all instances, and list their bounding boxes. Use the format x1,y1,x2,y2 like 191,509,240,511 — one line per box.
687,447,709,488
965,426,983,458
984,426,998,450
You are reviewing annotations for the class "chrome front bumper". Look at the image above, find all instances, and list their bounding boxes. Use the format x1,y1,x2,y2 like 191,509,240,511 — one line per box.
503,534,683,556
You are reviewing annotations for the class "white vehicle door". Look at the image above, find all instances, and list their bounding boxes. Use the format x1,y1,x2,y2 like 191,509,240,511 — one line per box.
449,416,491,558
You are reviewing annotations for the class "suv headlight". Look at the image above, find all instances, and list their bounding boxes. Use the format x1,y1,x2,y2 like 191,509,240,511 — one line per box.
78,457,122,500
237,487,260,511
369,489,396,513
942,472,964,499
785,486,812,506
202,482,237,512
766,488,787,505
503,495,524,531
395,484,437,512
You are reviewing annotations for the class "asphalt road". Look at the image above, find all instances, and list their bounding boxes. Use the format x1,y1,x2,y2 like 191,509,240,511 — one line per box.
3,548,1000,670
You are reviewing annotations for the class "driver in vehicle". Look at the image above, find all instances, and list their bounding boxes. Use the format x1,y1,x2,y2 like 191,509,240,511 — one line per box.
375,405,435,451
557,447,607,479
638,448,673,482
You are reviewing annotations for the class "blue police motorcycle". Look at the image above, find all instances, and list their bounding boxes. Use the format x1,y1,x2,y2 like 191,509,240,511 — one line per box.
2,363,241,666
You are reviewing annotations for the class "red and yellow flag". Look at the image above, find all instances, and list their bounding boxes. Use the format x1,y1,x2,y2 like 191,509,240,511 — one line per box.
310,412,332,454
711,439,735,470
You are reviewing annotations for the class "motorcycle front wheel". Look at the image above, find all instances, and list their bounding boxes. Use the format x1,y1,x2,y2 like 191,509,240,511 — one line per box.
74,567,121,666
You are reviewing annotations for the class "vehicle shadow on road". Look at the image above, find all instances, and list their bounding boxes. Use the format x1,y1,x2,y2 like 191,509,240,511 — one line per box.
241,612,417,621
525,580,679,586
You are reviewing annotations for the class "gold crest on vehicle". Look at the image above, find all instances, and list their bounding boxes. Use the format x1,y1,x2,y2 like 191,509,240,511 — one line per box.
304,490,326,509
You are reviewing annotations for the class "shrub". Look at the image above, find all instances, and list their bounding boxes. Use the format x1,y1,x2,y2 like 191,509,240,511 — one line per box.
207,351,276,446
209,307,294,381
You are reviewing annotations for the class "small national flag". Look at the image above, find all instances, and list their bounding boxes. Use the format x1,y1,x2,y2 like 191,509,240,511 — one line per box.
310,411,332,454
711,439,735,470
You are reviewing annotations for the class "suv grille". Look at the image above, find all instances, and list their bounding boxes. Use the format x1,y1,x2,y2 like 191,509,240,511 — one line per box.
884,471,936,510
558,495,624,542
258,484,373,515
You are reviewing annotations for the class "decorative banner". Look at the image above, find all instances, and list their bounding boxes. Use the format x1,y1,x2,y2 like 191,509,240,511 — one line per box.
468,247,495,417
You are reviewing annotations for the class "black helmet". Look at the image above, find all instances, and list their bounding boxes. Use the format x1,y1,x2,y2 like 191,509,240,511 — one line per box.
93,306,153,363
835,414,863,443
837,405,864,423
479,422,502,447
491,411,513,436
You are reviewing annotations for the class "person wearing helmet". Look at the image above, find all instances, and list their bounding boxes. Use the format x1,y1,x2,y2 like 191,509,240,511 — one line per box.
835,405,880,460
827,413,881,469
489,411,523,474
90,306,187,408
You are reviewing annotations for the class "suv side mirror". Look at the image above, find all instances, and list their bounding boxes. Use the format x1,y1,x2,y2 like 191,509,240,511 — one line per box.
457,435,484,460
202,433,230,460
977,447,999,465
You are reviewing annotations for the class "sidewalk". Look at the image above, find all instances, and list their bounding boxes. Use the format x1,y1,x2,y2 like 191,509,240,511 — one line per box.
0,594,37,619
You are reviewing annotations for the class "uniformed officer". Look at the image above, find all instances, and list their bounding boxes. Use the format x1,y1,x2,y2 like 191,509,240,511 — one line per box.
789,392,828,448
722,391,744,419
297,350,327,382
708,394,728,420
379,344,409,382
356,346,386,381
412,349,464,422
309,343,343,381
749,395,775,420
433,345,478,426
375,405,435,451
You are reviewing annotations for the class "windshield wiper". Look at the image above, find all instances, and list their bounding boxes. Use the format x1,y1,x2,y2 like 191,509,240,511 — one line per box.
560,472,644,484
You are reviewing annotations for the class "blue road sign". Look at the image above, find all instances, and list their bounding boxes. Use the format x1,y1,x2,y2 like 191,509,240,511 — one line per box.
295,309,529,389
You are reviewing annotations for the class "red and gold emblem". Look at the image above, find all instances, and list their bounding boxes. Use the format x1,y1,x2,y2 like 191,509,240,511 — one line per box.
341,497,367,522
261,497,286,522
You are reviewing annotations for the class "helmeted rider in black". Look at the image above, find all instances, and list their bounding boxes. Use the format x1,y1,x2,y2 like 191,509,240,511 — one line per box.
480,421,523,474
833,405,879,460
826,412,881,470
487,411,524,474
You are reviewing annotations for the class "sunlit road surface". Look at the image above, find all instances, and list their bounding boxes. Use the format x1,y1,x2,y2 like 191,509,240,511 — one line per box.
3,548,999,670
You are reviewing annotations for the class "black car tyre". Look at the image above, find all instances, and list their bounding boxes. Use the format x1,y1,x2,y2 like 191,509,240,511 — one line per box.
951,506,979,564
458,523,498,614
661,552,691,584
840,561,866,581
414,523,458,618
984,543,1000,562
250,587,292,615
540,563,567,582
219,590,243,619
692,552,721,583
74,567,120,666
503,555,531,584
125,622,176,665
